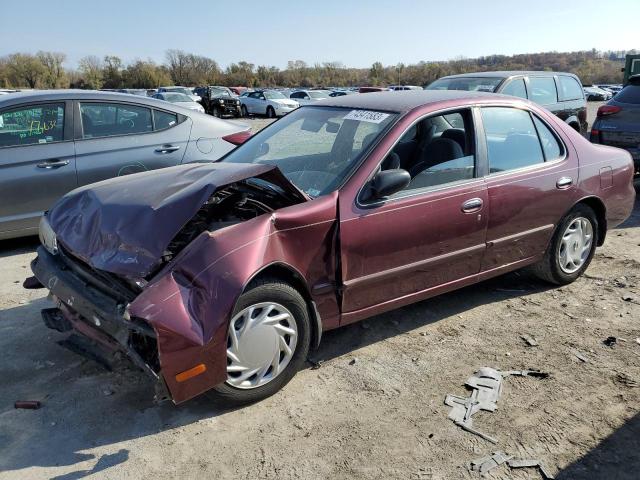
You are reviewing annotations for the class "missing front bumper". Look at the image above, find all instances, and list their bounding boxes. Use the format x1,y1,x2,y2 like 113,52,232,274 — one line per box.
31,247,170,402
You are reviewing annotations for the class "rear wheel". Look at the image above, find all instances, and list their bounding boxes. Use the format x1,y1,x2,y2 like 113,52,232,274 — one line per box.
530,204,598,285
209,278,311,405
212,106,221,118
266,106,276,118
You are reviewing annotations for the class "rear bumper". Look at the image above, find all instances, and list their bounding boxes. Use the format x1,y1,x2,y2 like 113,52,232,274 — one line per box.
31,247,170,401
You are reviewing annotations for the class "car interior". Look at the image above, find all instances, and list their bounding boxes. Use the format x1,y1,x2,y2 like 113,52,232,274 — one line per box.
377,109,476,191
81,103,153,139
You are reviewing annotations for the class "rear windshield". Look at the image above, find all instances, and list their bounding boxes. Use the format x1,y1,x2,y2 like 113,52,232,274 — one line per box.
426,77,502,93
614,85,640,104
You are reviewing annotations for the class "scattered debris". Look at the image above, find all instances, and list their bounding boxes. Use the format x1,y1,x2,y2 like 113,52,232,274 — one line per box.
14,400,41,410
508,458,555,479
348,358,358,366
308,358,323,370
603,336,617,347
444,367,548,444
469,452,556,478
572,350,589,363
521,334,539,347
470,451,512,476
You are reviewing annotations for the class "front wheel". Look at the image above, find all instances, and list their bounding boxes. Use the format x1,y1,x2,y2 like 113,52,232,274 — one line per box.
209,278,311,405
530,204,598,285
241,105,248,117
266,106,276,118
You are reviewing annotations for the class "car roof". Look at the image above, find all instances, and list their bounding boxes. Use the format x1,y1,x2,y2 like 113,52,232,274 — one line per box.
438,70,578,79
0,89,192,110
316,89,497,113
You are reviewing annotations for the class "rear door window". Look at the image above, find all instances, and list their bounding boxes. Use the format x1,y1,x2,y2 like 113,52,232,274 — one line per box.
481,107,544,173
0,103,64,147
532,116,563,161
501,78,527,99
614,85,640,104
528,77,558,105
80,103,153,139
558,76,584,101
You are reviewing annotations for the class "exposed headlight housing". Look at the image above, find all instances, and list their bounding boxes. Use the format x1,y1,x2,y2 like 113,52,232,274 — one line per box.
39,215,58,255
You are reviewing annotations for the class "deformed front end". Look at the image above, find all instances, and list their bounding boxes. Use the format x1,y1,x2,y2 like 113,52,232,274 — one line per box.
27,162,336,404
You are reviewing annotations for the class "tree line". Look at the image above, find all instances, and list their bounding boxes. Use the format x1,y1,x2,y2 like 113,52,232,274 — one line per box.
0,48,635,90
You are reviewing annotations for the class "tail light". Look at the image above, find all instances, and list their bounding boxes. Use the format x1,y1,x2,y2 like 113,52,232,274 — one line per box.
222,130,252,145
590,129,600,143
597,105,622,117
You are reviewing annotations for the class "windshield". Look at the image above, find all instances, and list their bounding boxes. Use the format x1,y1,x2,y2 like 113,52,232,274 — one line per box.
264,91,286,99
212,88,230,96
426,77,503,93
164,93,193,103
221,106,397,197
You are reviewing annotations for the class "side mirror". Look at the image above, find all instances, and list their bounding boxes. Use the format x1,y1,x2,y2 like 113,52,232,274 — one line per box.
366,169,411,200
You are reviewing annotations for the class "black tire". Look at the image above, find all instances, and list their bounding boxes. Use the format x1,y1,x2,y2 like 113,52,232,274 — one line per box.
241,105,248,117
208,278,311,405
212,107,220,118
266,106,276,118
530,204,598,285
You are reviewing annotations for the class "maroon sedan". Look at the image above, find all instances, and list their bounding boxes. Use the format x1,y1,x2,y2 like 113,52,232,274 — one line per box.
27,90,636,405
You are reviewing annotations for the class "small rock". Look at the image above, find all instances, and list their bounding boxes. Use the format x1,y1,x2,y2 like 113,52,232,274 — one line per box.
411,357,418,363
635,338,640,345
349,358,358,366
419,332,428,336
505,352,511,357
622,293,636,302
521,334,539,347
585,318,592,323
603,336,617,347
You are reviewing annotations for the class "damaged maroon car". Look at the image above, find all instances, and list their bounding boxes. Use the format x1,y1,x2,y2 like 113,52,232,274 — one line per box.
27,91,636,405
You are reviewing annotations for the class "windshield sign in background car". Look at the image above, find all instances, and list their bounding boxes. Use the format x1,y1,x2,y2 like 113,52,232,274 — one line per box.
0,90,250,240
26,90,635,406
426,71,588,134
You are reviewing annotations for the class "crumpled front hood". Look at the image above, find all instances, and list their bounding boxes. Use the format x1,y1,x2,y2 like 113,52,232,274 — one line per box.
48,162,306,278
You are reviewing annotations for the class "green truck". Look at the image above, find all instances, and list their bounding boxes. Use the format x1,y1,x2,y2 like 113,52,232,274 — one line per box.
622,54,640,85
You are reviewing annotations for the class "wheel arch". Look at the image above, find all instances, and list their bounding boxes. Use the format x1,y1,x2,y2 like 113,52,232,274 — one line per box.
565,115,581,133
573,196,607,246
243,262,323,350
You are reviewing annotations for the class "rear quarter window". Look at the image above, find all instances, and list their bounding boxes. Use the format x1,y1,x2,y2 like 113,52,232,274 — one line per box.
614,85,640,104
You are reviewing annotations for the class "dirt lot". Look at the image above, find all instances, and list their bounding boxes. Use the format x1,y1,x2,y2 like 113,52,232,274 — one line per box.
2,105,639,480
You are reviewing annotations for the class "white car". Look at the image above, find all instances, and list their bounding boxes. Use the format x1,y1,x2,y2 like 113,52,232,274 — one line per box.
157,86,201,103
289,89,331,105
239,90,299,118
152,92,205,113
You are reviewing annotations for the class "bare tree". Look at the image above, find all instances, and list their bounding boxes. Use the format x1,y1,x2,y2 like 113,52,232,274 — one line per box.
78,55,104,89
6,53,45,88
37,51,68,88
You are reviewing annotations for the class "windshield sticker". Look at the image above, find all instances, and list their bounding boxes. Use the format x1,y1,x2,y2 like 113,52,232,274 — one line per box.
344,110,390,124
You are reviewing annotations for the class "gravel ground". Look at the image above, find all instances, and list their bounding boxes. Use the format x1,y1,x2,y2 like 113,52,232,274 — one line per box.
2,103,639,480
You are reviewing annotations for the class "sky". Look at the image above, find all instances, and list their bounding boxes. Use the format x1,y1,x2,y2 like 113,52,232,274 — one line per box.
1,0,638,69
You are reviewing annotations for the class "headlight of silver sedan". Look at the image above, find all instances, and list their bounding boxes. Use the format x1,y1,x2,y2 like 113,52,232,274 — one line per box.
39,215,58,255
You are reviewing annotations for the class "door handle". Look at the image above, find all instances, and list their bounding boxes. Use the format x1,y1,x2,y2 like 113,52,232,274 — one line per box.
37,159,70,169
556,177,573,189
155,145,180,154
461,197,483,213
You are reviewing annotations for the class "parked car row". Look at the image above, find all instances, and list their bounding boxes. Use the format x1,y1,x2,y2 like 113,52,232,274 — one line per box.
583,85,613,101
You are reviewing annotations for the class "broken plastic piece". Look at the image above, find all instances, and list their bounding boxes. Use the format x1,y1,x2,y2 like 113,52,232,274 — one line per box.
508,458,555,479
470,451,512,475
14,400,41,409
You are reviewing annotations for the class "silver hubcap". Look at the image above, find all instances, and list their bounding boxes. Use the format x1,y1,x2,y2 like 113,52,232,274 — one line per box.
226,302,297,389
558,217,593,274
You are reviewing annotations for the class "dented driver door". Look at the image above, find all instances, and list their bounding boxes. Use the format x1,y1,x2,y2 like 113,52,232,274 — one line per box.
73,100,190,186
